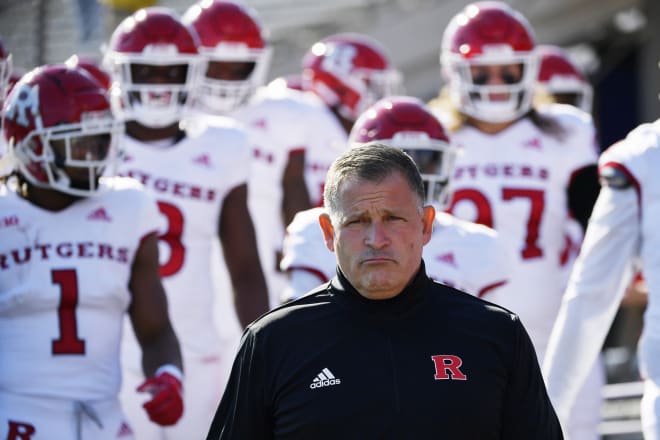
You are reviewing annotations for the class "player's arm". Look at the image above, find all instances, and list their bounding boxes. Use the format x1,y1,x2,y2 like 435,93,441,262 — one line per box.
281,148,311,226
543,163,640,423
219,183,270,327
128,232,184,426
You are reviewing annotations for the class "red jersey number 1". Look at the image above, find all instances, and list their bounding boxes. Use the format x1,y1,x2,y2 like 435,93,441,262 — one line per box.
51,269,85,355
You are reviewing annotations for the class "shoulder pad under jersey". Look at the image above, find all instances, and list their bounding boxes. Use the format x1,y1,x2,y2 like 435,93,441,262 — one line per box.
599,164,632,189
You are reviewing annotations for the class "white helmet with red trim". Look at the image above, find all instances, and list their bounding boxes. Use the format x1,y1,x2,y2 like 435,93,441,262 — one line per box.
302,33,402,122
103,7,200,127
183,0,271,113
440,1,539,123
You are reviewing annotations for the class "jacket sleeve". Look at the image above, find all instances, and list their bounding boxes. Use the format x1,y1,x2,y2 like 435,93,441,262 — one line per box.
501,317,564,439
206,328,272,440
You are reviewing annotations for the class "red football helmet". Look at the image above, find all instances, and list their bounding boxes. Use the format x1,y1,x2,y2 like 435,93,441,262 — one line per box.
103,7,200,127
440,2,539,123
66,55,112,91
348,96,455,207
537,45,592,113
183,0,271,114
2,64,123,196
302,33,402,122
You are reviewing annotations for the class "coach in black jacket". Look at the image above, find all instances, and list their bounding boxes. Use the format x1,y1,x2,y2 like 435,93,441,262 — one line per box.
207,143,563,439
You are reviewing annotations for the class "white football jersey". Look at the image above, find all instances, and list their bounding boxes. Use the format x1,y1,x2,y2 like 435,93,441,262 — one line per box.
117,120,249,362
232,85,347,306
446,103,599,356
0,177,160,401
280,208,512,302
544,118,660,421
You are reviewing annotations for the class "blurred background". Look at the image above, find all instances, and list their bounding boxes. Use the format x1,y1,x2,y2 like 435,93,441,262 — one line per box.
1,1,658,438
1,0,659,148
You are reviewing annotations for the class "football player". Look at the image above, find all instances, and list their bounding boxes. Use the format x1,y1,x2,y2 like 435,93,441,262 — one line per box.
183,1,400,308
544,101,660,437
431,2,602,438
0,64,183,437
103,7,269,438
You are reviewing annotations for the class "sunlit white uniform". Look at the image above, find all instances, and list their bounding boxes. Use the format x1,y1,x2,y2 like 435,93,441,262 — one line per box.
444,103,602,440
544,119,660,439
117,121,249,440
232,84,347,307
280,207,513,302
0,177,159,439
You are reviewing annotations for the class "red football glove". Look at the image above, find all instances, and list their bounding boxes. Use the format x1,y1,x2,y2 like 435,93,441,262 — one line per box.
137,369,184,426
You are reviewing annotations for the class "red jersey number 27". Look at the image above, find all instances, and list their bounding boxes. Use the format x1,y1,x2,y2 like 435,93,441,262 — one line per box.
448,187,545,260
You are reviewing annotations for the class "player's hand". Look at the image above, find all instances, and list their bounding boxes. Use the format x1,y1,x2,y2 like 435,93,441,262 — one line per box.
137,370,184,426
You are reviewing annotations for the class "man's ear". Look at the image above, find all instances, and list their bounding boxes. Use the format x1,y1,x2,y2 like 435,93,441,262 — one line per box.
421,205,435,245
318,212,335,252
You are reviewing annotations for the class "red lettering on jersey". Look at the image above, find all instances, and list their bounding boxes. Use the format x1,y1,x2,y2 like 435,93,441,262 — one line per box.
431,355,467,380
78,242,94,258
1,242,131,270
7,421,36,439
98,243,113,259
190,186,201,199
154,178,169,193
35,243,51,259
11,248,30,265
173,182,185,197
453,164,550,181
206,189,217,202
121,169,218,202
56,242,73,258
117,248,129,264
1,215,19,228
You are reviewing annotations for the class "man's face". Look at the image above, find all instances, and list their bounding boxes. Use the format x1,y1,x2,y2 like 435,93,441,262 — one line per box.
319,172,434,300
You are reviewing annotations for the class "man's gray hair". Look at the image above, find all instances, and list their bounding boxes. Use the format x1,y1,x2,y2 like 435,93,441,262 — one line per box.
323,142,426,217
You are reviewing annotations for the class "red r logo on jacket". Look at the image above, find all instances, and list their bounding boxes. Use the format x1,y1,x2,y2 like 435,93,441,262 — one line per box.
431,354,467,380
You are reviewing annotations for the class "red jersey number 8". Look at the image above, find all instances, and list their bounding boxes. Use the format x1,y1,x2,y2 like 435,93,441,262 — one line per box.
157,201,186,277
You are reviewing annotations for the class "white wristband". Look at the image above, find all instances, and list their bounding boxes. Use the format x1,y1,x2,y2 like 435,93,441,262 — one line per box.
155,364,184,383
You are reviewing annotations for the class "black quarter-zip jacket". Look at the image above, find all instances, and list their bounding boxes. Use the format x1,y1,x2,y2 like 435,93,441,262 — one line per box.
208,261,563,439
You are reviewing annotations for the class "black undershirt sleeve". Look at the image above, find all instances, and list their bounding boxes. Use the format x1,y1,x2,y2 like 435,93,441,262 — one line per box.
567,164,600,232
